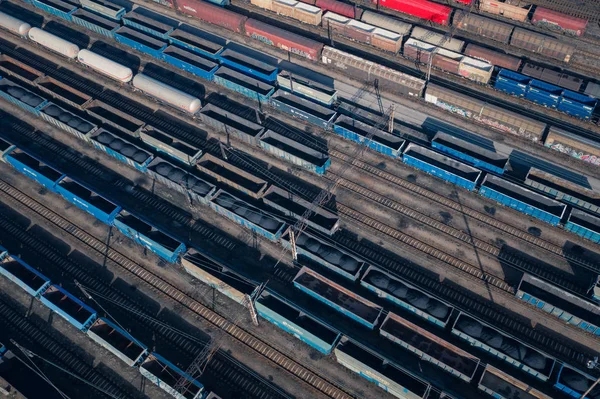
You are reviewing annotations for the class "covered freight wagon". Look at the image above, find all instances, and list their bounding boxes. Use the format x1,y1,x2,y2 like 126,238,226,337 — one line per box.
532,7,587,37
374,0,452,26
544,126,600,166
510,28,574,63
177,0,247,33
521,63,582,92
316,0,357,19
360,10,412,37
479,0,530,23
464,44,522,71
454,12,513,44
410,26,464,52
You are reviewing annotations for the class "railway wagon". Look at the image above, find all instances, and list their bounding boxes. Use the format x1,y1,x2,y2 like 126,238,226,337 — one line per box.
79,0,126,21
71,9,120,38
132,74,202,114
402,144,482,191
323,12,403,53
196,154,269,199
516,273,600,335
213,66,276,104
521,63,582,92
218,45,279,83
360,266,453,328
554,364,600,399
256,291,341,354
0,249,51,297
40,102,98,141
316,0,358,19
293,267,383,329
431,132,508,174
168,25,226,60
139,126,203,166
88,129,153,172
36,75,92,110
321,47,426,97
78,51,132,83
282,231,365,281
479,175,567,226
0,137,16,161
333,115,405,158
374,0,452,25
147,158,216,205
40,285,97,331
199,103,265,146
359,10,412,37
263,185,339,235
87,318,148,367
0,55,44,84
479,0,529,23
334,337,432,399
3,148,64,190
565,209,600,244
270,90,336,130
452,312,555,381
176,0,246,33
478,365,552,399
210,189,287,241
139,353,206,399
454,12,513,44
54,176,122,224
181,249,257,305
114,26,168,59
510,28,574,63
277,70,338,106
532,7,587,37
122,9,175,40
259,129,331,174
0,10,32,36
544,126,600,167
28,27,80,58
84,100,145,136
380,312,480,382
410,26,464,52
463,44,522,71
0,77,48,116
113,210,187,263
31,0,77,21
425,84,547,142
160,45,219,81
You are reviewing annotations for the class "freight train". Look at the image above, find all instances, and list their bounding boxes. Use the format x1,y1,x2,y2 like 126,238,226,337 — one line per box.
0,246,213,399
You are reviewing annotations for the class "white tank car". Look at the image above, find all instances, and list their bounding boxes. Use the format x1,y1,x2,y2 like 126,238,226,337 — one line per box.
0,11,31,36
28,28,79,59
77,50,133,83
132,74,201,114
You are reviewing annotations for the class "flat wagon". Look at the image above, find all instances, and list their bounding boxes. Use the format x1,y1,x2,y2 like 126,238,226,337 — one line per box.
54,176,122,224
0,250,51,297
40,285,97,331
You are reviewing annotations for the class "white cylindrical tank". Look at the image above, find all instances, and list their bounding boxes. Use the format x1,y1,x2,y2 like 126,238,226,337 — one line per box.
0,11,31,36
132,74,201,114
77,50,133,83
28,28,79,59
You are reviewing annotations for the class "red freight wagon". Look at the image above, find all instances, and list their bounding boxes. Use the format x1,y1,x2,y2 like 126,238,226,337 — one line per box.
532,7,587,37
177,0,248,34
316,0,357,19
374,0,452,25
244,19,324,60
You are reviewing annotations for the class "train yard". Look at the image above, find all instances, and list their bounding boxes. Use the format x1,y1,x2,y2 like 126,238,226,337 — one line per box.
1,0,600,398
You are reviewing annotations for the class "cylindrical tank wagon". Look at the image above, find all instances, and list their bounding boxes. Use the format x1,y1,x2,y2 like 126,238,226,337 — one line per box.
132,74,202,113
0,11,32,36
77,50,133,83
28,27,80,58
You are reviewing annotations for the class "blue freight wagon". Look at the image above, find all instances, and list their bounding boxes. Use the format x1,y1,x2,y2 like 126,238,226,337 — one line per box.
256,291,341,354
71,9,120,38
87,318,148,367
32,0,77,21
293,267,383,329
140,126,203,167
335,337,432,399
478,365,553,399
451,312,556,381
0,78,48,115
526,79,562,108
0,137,16,162
380,312,480,382
403,144,482,191
213,66,275,104
40,285,97,331
79,0,126,20
114,210,186,263
54,176,122,225
277,71,337,106
199,103,265,146
517,273,600,336
259,130,331,174
139,353,205,399
114,27,169,59
3,148,64,190
565,209,600,244
555,364,600,399
0,250,51,297
495,69,530,97
431,132,507,174
160,45,219,81
40,102,98,142
210,189,287,242
196,154,268,199
168,26,226,60
360,266,453,328
479,175,567,226
270,90,336,130
559,90,597,119
218,46,278,82
333,115,405,158
122,9,175,40
88,129,153,172
147,158,216,205
281,230,365,281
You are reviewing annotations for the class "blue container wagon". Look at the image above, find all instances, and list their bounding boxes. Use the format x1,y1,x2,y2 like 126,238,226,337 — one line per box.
88,129,154,172
333,115,405,158
213,66,275,104
122,9,175,40
196,154,269,199
114,27,169,59
147,158,216,205
558,90,597,120
139,353,205,399
79,0,126,20
32,0,78,21
139,126,203,167
40,285,97,331
160,45,219,81
478,365,552,399
0,250,51,297
3,147,64,190
270,90,337,130
526,79,562,108
0,78,48,115
40,102,98,142
495,69,530,98
218,46,278,83
199,103,265,146
555,364,600,399
167,26,226,60
259,129,331,174
87,318,148,367
431,132,508,174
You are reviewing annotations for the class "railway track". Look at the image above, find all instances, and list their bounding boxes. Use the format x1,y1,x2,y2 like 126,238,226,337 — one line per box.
0,178,356,399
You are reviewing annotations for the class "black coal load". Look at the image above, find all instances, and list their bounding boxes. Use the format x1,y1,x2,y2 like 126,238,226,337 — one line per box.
154,161,212,196
455,316,547,370
94,131,149,163
43,104,95,133
215,192,280,231
366,270,450,319
6,85,45,108
296,233,360,273
562,368,592,392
